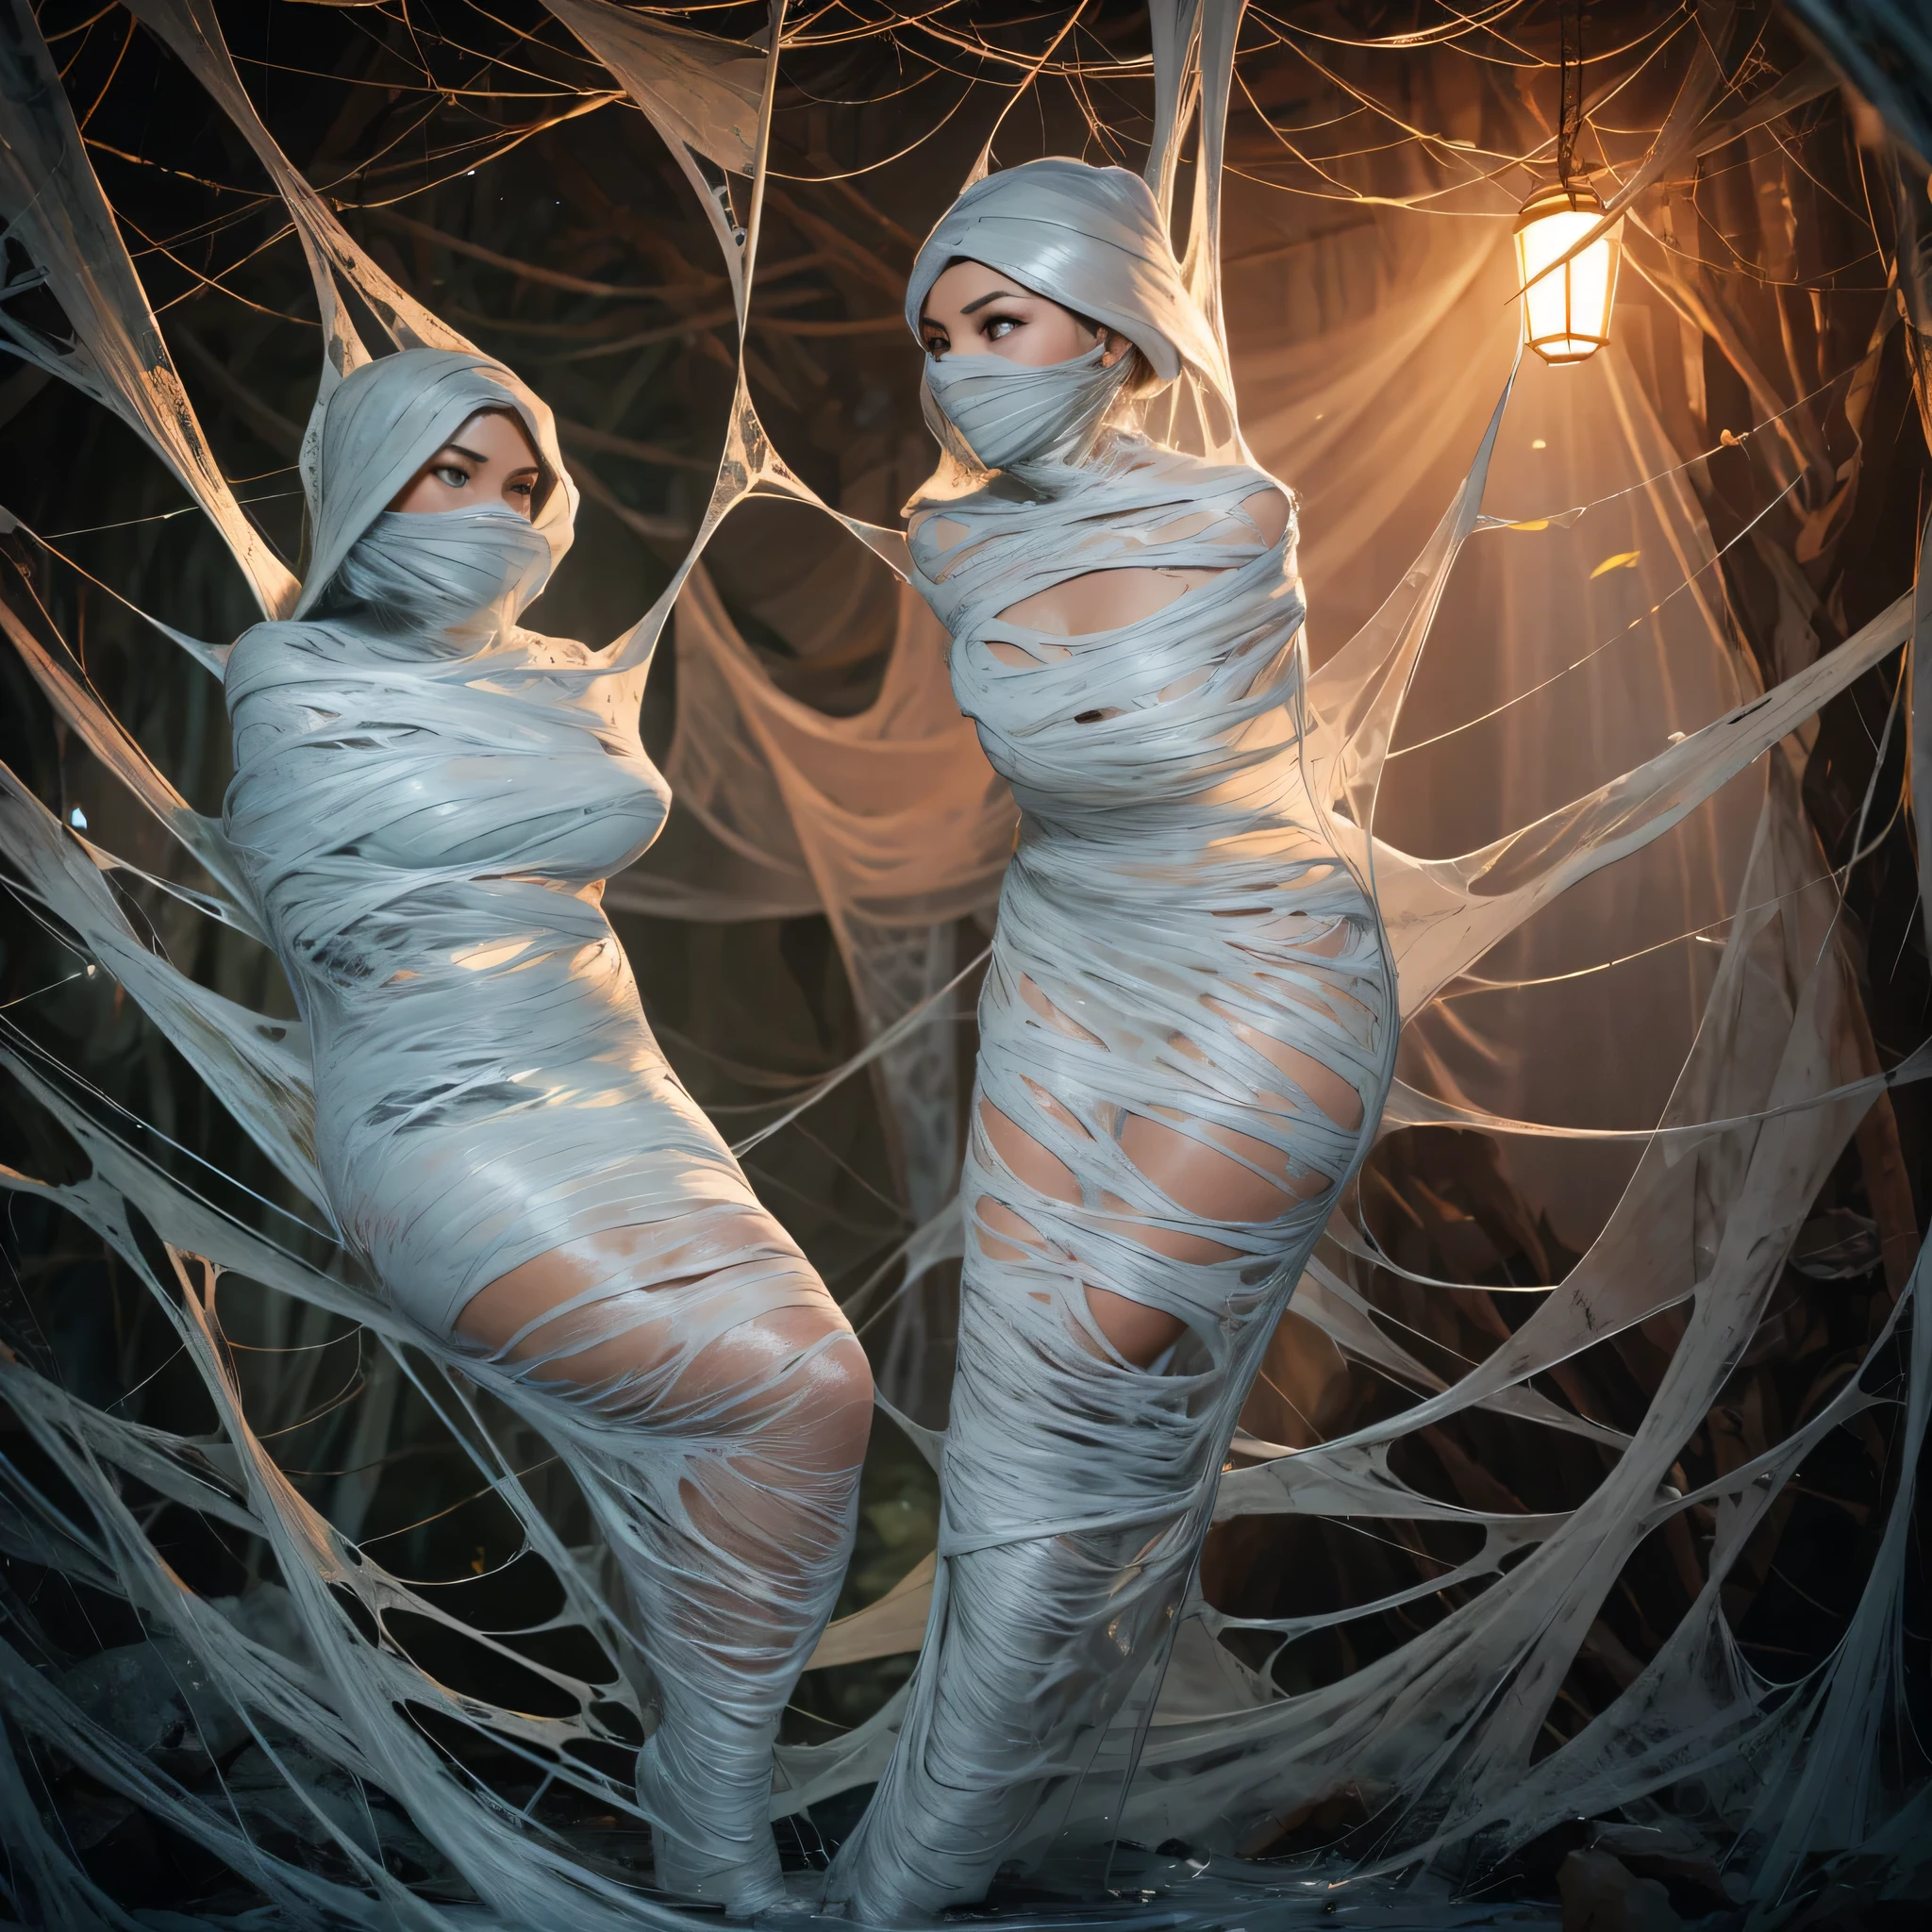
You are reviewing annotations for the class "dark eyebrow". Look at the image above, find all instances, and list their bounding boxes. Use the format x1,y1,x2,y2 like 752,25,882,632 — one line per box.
958,287,1027,315
437,442,540,473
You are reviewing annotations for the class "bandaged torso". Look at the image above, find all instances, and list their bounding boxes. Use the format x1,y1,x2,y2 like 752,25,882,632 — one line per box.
918,431,1387,1268
224,521,753,1335
908,428,1392,1529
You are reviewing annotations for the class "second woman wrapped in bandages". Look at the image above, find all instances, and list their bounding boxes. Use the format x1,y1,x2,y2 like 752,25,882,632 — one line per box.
826,159,1396,1919
222,347,872,1913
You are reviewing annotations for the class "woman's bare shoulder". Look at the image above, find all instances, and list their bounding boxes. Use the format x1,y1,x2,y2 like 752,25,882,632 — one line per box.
1240,484,1292,547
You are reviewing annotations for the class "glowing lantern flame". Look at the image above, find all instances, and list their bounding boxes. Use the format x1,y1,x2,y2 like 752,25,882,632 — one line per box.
1514,180,1621,365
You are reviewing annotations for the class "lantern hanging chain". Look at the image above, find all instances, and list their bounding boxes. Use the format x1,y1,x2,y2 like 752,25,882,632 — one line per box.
1557,0,1583,190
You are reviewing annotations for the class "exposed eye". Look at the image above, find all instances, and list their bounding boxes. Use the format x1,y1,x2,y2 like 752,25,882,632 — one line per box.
924,331,950,358
984,315,1019,341
507,475,536,500
432,462,470,490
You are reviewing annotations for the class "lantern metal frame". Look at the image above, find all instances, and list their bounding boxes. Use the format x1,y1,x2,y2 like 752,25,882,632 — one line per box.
1513,0,1620,365
1513,177,1622,365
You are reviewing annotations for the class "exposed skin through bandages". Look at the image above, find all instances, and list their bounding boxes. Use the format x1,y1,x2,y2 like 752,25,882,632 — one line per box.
824,159,1395,1921
4,6,1928,1920
222,347,872,1913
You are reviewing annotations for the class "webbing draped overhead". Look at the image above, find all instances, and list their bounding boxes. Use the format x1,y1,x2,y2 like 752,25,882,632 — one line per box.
0,0,1927,1920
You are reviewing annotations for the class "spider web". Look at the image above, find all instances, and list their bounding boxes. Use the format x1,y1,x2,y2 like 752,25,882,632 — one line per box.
0,1,1927,1923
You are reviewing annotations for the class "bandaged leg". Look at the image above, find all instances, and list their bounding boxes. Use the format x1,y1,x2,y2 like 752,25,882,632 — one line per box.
824,1254,1262,1921
458,1206,872,1912
828,930,1379,1920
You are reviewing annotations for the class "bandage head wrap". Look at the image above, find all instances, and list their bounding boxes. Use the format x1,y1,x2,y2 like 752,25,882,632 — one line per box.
905,158,1233,473
294,346,578,634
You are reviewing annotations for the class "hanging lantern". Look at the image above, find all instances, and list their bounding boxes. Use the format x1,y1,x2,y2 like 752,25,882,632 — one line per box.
1516,0,1619,365
1514,179,1621,364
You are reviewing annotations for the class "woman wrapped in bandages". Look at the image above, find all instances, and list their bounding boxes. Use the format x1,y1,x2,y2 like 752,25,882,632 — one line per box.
224,347,872,1912
825,160,1395,1920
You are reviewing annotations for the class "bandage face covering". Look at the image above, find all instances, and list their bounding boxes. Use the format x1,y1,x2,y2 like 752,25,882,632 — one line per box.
224,347,865,1911
825,160,1396,1919
920,341,1134,473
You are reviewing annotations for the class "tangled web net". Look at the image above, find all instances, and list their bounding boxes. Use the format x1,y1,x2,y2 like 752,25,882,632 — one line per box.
1,0,1929,1924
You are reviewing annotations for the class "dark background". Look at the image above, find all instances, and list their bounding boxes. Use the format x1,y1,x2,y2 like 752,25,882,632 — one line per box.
3,2,1929,1918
